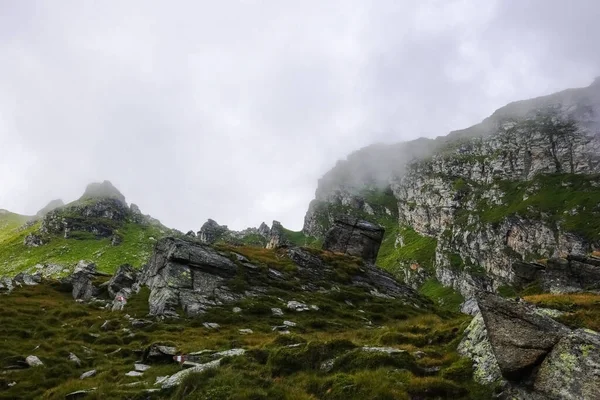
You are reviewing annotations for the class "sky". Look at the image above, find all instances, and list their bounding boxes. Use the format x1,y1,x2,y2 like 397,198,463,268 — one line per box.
1,0,599,231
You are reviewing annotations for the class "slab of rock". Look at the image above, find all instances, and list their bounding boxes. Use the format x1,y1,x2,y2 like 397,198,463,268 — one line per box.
161,359,222,389
65,389,96,400
239,329,253,334
287,301,309,312
125,371,143,377
271,308,284,316
534,329,600,400
476,291,570,381
80,370,96,379
25,355,43,367
322,216,384,263
203,322,220,330
134,363,151,372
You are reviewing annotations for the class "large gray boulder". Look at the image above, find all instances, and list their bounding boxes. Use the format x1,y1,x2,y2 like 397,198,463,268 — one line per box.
322,216,384,263
106,264,137,298
141,237,239,317
476,291,570,381
534,329,600,400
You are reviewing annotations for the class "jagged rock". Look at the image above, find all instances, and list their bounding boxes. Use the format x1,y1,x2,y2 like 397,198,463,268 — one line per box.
13,273,41,286
142,344,178,363
185,230,196,237
198,219,229,244
70,271,95,301
283,320,297,327
23,233,44,247
106,264,137,298
0,276,14,293
25,356,43,367
258,222,271,237
534,329,600,399
36,199,64,217
476,291,570,381
131,319,153,329
460,298,480,315
80,370,96,379
322,216,384,263
512,256,600,293
458,313,503,384
271,308,284,316
266,221,288,249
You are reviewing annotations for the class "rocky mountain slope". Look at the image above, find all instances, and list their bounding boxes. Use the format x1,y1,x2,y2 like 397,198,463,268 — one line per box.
0,181,174,276
303,78,600,301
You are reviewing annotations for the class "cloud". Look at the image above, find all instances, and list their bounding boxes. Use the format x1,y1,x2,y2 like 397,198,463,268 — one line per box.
0,0,598,230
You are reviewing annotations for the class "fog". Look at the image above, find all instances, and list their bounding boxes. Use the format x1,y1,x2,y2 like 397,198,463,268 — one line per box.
0,1,599,231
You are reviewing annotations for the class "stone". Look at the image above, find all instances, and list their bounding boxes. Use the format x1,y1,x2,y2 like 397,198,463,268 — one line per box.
134,363,151,372
13,273,40,286
131,319,153,329
239,329,253,335
232,307,242,313
287,301,309,312
322,216,384,263
65,389,97,399
271,307,284,316
458,313,503,384
25,355,43,367
198,219,229,244
534,329,600,400
142,344,178,363
125,371,143,377
161,359,222,389
106,264,137,297
23,233,44,247
203,322,220,330
213,349,245,358
68,352,82,367
70,271,95,301
80,370,96,379
476,291,570,381
283,320,297,327
74,260,98,275
361,346,406,354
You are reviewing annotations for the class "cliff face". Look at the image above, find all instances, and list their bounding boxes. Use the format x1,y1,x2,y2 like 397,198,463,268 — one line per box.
303,80,600,298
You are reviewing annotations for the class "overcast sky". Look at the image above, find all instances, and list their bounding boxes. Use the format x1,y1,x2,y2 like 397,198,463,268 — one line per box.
0,1,599,231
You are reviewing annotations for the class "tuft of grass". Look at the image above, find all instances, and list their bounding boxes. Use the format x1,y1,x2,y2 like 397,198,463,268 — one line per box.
419,279,464,312
524,293,600,331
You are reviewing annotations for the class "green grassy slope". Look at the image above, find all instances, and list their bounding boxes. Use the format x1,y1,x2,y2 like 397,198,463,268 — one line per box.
0,278,493,399
0,210,31,244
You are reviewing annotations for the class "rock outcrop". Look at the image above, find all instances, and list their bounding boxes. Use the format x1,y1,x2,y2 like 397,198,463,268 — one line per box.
459,291,600,399
138,235,420,317
323,216,384,263
197,219,271,247
35,199,64,217
79,180,126,204
266,221,288,249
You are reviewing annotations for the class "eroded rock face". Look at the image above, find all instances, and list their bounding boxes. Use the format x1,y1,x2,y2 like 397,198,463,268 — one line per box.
322,216,384,263
106,264,137,298
266,221,288,249
476,291,570,381
513,255,600,293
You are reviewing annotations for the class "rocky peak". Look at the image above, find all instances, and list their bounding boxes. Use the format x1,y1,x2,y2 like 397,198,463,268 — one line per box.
80,180,126,204
36,199,65,217
266,220,288,249
198,219,229,244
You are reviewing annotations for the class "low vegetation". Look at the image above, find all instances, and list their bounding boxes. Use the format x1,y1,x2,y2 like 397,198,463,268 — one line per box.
0,281,493,399
524,292,600,331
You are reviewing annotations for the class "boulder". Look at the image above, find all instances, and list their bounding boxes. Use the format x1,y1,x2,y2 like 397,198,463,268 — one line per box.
68,353,82,367
534,329,600,400
142,344,178,364
13,273,41,286
25,356,43,367
161,359,222,389
476,291,570,381
322,216,384,263
80,370,96,379
106,264,137,298
23,233,44,247
70,271,95,301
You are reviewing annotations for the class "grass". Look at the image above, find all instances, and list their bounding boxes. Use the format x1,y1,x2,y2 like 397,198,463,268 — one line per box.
0,221,163,275
419,279,464,312
0,210,32,244
377,225,438,274
523,293,600,331
0,279,492,399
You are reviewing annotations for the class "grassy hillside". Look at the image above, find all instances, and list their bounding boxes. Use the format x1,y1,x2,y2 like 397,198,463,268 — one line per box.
0,210,31,244
0,280,494,399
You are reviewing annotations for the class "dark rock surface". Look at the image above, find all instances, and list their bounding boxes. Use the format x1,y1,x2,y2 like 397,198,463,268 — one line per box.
106,264,137,298
23,233,44,247
198,219,229,244
511,255,600,293
476,291,570,381
266,220,288,249
322,216,384,263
